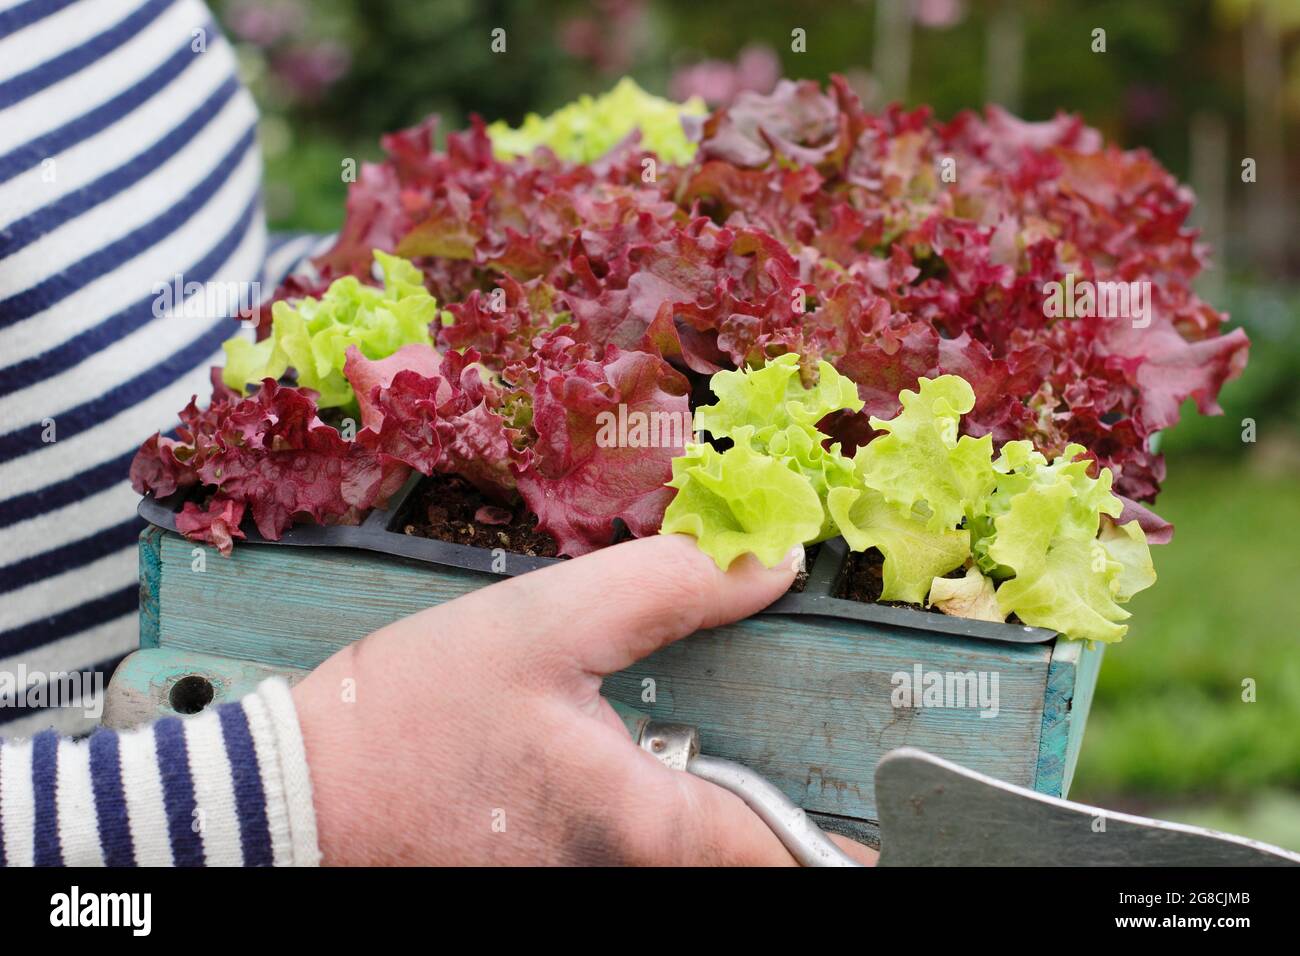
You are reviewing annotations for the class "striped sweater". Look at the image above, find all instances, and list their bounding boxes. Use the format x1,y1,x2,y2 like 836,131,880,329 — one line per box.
0,0,325,738
1,0,328,865
0,678,320,866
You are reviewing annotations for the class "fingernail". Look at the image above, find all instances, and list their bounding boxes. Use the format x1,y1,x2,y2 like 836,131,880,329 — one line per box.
782,545,806,575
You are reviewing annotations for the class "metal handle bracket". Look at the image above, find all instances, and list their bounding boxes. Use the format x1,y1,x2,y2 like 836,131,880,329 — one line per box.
633,718,862,867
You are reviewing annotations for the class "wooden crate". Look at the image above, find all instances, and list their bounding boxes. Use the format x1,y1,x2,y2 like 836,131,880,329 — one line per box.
109,525,1103,844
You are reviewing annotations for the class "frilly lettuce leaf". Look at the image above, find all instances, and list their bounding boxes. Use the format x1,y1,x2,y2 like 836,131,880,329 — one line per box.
766,422,858,540
979,443,1154,641
694,352,864,448
993,534,1130,643
660,428,824,570
659,357,860,567
989,440,1123,537
662,366,1156,640
513,345,690,557
687,353,861,544
223,251,437,409
855,374,997,532
972,441,1122,576
1099,516,1158,602
827,484,969,604
487,77,707,165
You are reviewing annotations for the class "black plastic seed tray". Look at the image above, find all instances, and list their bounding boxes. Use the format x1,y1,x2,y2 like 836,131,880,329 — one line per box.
137,473,1057,646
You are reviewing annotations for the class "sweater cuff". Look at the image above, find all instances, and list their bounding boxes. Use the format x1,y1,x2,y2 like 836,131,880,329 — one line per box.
227,678,321,867
0,677,320,867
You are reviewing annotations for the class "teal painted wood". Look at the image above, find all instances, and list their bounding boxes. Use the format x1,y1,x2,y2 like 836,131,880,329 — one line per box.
1033,638,1104,798
143,529,1088,823
157,535,494,669
1063,640,1104,795
138,527,164,649
602,615,1050,822
105,647,308,728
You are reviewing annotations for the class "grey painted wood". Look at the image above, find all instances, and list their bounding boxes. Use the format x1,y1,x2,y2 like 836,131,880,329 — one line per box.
157,536,494,669
876,747,1300,866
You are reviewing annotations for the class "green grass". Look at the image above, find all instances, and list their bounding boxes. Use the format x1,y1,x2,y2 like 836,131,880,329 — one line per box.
1071,450,1300,848
1154,791,1300,854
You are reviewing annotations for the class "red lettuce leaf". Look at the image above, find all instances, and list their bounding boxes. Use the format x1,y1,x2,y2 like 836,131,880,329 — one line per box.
131,378,407,553
347,345,518,498
511,339,691,556
175,497,247,554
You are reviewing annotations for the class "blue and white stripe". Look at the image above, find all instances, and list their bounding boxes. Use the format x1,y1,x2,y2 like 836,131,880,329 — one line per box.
0,678,319,866
0,0,323,736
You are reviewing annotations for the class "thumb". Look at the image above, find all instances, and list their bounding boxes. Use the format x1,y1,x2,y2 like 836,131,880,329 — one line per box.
437,533,803,676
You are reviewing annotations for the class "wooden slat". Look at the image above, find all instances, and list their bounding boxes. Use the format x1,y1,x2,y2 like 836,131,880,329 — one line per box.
603,614,1050,821
1033,638,1104,798
158,537,494,668
139,526,164,649
103,647,308,730
1062,639,1104,795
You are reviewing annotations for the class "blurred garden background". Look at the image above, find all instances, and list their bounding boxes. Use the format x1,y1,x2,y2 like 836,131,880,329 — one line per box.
213,0,1300,849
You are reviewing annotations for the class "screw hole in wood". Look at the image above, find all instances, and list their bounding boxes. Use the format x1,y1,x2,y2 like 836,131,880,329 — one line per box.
170,675,215,715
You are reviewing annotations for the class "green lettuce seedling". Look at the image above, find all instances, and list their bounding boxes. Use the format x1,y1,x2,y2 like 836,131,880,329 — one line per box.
662,358,1156,642
223,251,438,409
487,77,706,165
661,353,861,567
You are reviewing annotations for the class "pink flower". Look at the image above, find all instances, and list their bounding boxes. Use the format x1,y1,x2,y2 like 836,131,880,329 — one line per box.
670,45,779,107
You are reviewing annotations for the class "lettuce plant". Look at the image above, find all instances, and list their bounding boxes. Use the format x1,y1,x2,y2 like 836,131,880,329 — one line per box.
663,361,1156,642
136,75,1237,616
661,353,860,566
222,250,438,409
974,440,1157,642
487,77,705,164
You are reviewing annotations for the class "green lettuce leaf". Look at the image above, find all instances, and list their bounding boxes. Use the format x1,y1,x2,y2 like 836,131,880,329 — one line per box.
765,422,858,540
487,77,707,164
660,428,824,569
986,477,1118,641
659,356,861,567
855,375,997,532
690,353,861,542
993,534,1131,643
993,441,1122,538
694,352,864,448
978,444,1155,641
223,251,437,409
827,484,970,604
1099,516,1158,602
973,441,1120,574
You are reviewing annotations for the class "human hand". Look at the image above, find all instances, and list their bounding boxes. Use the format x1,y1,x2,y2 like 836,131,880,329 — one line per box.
292,533,878,865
